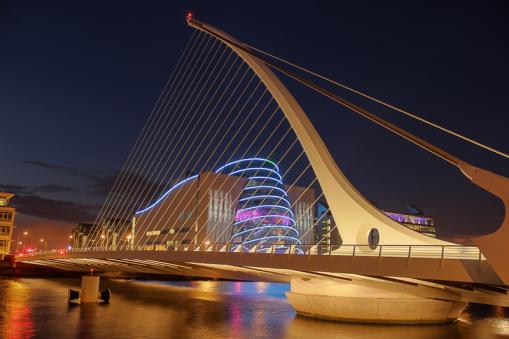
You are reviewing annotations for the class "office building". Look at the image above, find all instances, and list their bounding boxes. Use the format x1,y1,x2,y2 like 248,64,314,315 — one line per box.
313,201,341,253
0,192,15,255
384,211,436,237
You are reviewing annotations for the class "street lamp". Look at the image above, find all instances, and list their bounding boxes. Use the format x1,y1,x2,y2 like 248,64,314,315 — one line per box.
40,238,47,251
16,231,29,253
126,234,132,249
23,231,29,253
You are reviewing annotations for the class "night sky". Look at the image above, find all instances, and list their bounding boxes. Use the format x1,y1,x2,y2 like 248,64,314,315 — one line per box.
1,1,507,249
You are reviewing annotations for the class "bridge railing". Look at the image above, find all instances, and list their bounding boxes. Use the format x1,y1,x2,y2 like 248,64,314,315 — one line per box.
26,243,486,261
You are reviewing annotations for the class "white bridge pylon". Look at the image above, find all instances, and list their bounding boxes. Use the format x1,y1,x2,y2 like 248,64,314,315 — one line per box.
187,18,451,247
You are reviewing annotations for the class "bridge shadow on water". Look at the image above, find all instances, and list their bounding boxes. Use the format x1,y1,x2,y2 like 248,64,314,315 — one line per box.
1,277,508,338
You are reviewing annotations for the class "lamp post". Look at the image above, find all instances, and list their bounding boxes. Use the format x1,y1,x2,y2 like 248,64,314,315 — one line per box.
40,238,47,251
17,231,28,253
24,231,29,252
126,234,132,250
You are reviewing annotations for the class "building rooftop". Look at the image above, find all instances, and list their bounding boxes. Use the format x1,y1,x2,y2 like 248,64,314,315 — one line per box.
0,192,15,200
0,192,15,207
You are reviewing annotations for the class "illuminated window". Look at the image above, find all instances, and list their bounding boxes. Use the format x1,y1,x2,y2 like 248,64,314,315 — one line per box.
0,212,12,221
0,198,7,206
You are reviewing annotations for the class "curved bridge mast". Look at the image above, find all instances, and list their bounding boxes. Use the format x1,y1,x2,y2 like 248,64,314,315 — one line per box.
187,16,509,283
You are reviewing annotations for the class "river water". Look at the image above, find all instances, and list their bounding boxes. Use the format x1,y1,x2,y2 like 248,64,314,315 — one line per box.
0,277,508,338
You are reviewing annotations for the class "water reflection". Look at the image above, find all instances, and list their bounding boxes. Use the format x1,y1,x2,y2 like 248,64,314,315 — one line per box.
1,280,35,338
0,277,507,338
286,316,461,339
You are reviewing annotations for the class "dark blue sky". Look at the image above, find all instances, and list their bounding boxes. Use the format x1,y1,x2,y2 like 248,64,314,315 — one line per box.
1,1,507,247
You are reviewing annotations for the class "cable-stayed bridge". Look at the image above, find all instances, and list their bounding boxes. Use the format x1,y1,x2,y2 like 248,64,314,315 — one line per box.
18,15,509,323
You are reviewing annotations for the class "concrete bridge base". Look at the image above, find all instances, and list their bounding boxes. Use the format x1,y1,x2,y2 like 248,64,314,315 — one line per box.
286,277,467,324
81,275,100,302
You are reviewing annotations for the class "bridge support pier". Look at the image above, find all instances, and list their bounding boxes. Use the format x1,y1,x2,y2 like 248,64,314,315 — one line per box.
81,275,100,303
286,277,467,324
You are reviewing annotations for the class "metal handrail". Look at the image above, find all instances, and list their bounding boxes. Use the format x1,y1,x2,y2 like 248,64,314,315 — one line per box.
21,243,486,261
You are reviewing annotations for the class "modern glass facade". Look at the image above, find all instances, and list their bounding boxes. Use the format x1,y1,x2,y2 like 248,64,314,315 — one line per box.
133,158,311,252
216,158,301,253
313,201,341,253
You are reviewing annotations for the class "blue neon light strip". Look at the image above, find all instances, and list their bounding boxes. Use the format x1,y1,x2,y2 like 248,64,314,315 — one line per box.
255,246,304,254
214,158,279,173
231,225,299,238
242,235,302,245
249,176,283,185
237,204,294,216
238,195,291,206
228,167,282,180
135,175,199,215
244,185,288,196
234,214,295,225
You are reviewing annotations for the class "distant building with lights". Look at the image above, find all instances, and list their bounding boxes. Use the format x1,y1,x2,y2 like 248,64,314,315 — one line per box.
0,192,15,255
70,222,95,248
313,201,341,253
383,211,436,238
71,218,131,249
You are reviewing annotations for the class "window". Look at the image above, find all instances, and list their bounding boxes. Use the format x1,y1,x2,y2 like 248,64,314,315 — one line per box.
179,211,193,222
0,198,7,206
0,226,10,235
368,228,380,250
0,240,8,248
0,212,12,221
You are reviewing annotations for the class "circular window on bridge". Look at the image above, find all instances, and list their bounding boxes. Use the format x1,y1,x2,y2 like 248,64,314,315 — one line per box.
368,228,380,250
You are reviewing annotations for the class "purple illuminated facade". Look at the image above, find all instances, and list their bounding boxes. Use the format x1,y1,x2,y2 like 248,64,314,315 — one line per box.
384,211,436,237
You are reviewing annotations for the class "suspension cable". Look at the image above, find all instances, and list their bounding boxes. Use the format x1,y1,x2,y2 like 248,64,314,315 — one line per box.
243,43,509,160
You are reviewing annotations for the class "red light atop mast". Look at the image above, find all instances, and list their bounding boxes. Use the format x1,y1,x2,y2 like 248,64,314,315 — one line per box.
186,11,193,22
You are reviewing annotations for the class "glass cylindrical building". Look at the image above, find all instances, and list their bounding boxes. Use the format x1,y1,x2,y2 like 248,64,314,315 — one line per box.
215,158,301,253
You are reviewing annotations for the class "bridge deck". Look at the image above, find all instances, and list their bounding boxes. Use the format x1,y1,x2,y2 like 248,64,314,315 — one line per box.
18,244,500,285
